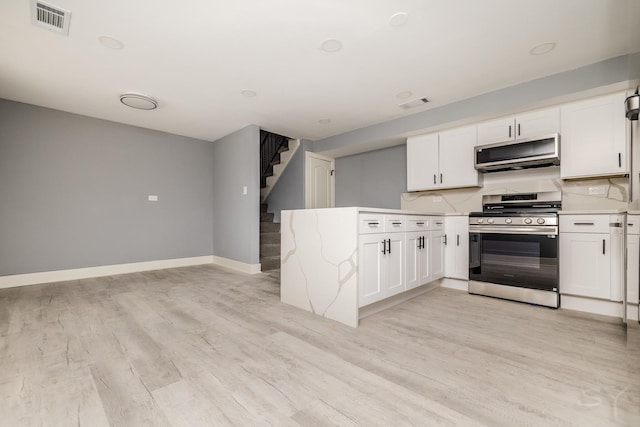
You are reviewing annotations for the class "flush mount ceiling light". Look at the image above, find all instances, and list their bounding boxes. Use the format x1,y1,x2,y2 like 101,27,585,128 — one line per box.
529,42,556,56
389,12,409,27
119,92,158,110
241,89,257,97
98,35,124,49
320,39,342,53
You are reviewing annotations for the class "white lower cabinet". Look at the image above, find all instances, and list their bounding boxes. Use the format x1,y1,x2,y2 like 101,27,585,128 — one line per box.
627,215,639,307
559,215,624,301
444,216,469,280
405,231,430,291
429,218,445,281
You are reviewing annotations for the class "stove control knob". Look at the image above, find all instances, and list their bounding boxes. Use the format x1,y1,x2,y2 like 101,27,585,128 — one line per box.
537,218,545,224
487,218,495,224
505,218,512,224
477,218,483,224
524,217,533,225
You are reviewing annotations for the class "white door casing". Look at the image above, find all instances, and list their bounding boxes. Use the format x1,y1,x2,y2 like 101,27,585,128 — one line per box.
305,152,335,209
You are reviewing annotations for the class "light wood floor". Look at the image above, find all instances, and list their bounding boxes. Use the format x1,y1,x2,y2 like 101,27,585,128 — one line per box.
1,265,638,426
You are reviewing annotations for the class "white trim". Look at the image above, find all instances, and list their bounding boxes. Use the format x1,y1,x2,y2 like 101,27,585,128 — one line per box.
440,278,469,291
0,256,214,290
560,295,624,319
305,151,335,209
211,256,262,275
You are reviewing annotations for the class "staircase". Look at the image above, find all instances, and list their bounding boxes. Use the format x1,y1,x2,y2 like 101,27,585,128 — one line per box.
260,203,281,271
259,130,297,272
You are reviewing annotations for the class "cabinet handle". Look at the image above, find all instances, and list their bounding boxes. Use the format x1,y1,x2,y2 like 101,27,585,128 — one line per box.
417,237,421,249
368,222,380,227
381,239,387,255
457,234,460,246
573,222,595,226
433,174,436,184
602,239,605,255
392,222,402,226
443,234,448,245
618,153,622,168
387,239,391,254
422,236,425,249
517,123,521,136
416,222,425,226
440,173,443,184
508,125,512,138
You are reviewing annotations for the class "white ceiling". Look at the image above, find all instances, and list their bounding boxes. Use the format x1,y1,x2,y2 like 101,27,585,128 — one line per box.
0,0,638,143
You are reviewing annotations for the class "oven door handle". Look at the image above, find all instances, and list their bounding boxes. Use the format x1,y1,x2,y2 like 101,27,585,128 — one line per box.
469,226,558,235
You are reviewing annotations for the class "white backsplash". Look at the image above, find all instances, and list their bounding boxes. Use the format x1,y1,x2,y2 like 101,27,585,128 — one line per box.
401,167,629,213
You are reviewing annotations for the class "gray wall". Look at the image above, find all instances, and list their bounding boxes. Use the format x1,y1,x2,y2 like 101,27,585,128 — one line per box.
335,145,407,209
313,52,640,156
0,99,214,276
212,125,260,265
265,139,312,222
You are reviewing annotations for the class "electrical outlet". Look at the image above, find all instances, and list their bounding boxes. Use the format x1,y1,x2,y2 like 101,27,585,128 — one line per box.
148,195,158,201
588,187,605,195
242,186,248,195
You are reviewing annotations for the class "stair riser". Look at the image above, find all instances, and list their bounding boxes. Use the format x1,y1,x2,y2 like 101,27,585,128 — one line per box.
260,243,280,257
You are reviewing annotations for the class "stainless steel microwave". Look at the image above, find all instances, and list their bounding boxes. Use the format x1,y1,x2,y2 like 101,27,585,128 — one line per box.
474,133,560,172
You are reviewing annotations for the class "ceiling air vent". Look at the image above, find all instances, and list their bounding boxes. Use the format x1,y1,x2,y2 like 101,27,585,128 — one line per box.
399,97,429,109
30,0,71,35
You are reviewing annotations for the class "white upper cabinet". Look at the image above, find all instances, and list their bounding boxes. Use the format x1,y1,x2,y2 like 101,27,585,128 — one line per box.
406,125,481,192
407,133,439,191
560,92,628,179
477,107,560,145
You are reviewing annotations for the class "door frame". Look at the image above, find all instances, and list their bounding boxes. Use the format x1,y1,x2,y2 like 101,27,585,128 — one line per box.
305,152,335,209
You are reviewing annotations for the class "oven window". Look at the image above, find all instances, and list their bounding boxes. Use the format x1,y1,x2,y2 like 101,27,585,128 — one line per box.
469,233,558,291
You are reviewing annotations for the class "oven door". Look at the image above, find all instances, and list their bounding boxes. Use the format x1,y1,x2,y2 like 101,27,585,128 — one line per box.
469,228,558,291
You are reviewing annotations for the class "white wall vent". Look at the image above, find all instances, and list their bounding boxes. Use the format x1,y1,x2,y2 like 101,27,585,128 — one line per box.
30,1,71,35
399,97,430,109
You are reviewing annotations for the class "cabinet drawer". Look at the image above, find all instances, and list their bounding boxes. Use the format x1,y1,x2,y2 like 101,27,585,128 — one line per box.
628,215,640,235
359,214,385,234
560,215,610,233
430,217,445,231
385,215,406,232
406,216,430,232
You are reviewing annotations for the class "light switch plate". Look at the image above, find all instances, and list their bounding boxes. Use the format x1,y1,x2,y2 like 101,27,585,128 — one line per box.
148,195,158,201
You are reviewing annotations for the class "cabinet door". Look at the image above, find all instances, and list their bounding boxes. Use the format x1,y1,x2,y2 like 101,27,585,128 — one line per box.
560,92,628,179
429,230,446,281
358,234,385,307
405,232,421,290
559,233,611,299
477,116,515,145
418,234,431,286
438,125,481,189
515,107,560,139
445,217,469,280
627,233,640,305
407,133,439,191
386,233,405,297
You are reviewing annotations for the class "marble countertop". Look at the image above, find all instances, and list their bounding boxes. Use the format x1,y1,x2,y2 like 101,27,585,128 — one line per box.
628,210,640,215
357,207,447,215
559,209,628,215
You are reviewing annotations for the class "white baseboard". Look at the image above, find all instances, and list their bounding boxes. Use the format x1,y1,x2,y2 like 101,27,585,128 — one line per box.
211,256,262,275
560,295,623,319
0,256,214,290
440,278,469,291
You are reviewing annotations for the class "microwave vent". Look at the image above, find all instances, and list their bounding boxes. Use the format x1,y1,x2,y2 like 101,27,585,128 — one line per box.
31,1,71,35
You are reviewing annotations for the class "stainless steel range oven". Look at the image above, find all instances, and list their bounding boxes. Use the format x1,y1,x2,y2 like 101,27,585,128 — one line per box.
469,191,561,308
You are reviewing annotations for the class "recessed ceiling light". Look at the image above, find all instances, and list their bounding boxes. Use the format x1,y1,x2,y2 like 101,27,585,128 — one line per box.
529,42,556,56
320,39,342,53
389,12,409,27
98,35,124,50
119,92,158,110
241,90,257,97
318,118,331,125
396,91,413,100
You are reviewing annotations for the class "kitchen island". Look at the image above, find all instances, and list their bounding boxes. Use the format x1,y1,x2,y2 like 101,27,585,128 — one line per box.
280,207,445,327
